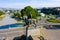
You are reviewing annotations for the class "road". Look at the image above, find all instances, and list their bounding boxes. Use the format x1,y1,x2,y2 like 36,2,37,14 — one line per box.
43,28,60,40
0,14,17,26
39,23,60,25
38,17,60,25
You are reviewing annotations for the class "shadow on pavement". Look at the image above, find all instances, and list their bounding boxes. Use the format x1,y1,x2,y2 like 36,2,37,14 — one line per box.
13,35,26,40
38,36,44,40
13,35,33,40
28,35,33,40
38,36,46,40
44,25,60,30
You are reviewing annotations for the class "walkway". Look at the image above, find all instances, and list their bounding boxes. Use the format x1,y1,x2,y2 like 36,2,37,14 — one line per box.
41,27,60,40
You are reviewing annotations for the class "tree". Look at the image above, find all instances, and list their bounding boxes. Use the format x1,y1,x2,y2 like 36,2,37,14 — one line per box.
16,13,21,18
21,6,38,19
21,6,38,28
21,6,39,40
11,10,21,21
31,9,38,19
21,9,26,17
13,10,21,18
0,10,5,16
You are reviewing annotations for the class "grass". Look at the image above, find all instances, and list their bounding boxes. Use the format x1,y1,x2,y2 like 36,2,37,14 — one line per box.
0,17,4,21
0,15,5,21
47,19,60,23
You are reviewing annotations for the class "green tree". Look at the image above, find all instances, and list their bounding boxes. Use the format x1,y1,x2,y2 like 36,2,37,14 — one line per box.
12,10,21,19
21,6,38,19
21,6,39,39
21,9,26,17
0,10,5,16
15,13,21,18
31,9,38,19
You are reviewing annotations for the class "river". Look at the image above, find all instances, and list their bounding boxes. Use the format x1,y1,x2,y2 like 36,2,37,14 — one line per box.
0,14,17,26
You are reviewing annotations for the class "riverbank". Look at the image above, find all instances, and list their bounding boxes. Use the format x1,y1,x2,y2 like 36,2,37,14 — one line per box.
47,19,60,23
0,15,5,21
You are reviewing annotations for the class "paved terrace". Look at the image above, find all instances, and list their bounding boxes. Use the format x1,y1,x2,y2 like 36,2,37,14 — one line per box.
0,27,26,40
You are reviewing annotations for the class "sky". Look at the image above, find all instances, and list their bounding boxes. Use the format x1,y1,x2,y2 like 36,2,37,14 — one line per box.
0,0,60,9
